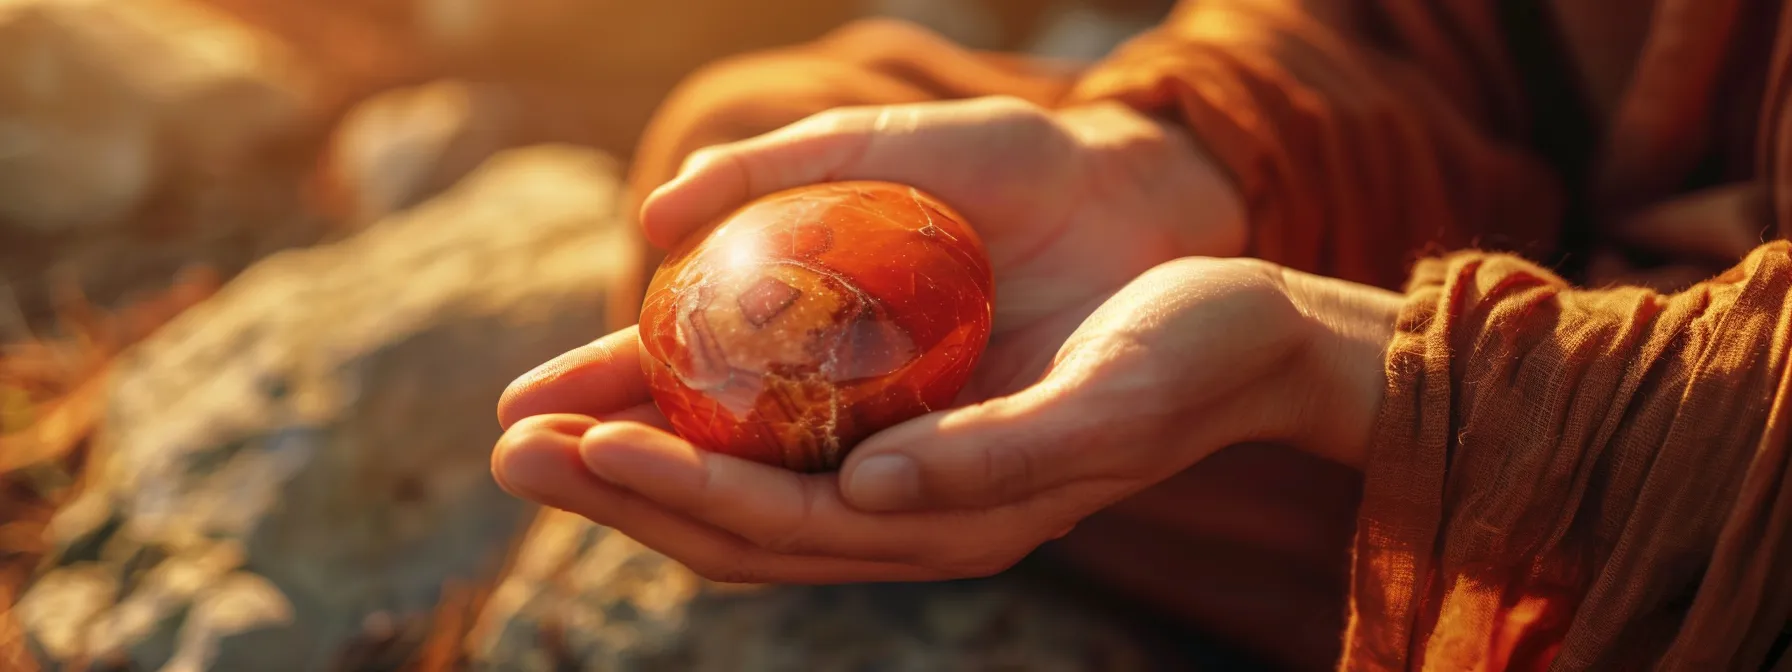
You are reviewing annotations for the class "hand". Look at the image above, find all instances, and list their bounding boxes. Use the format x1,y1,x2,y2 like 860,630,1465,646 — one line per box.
635,95,1248,341
491,257,1400,584
1585,182,1768,291
506,95,1247,425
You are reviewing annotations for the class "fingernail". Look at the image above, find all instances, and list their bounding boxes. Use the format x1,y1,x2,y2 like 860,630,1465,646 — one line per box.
845,455,922,511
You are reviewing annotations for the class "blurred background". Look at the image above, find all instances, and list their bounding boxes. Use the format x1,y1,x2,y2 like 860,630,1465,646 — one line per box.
0,1,1210,670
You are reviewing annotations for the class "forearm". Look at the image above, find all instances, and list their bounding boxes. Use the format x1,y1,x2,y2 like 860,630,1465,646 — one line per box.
1275,266,1402,469
1063,0,1563,289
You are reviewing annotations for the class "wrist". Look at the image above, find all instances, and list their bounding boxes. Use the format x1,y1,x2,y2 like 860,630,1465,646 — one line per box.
1275,267,1402,469
1051,101,1248,258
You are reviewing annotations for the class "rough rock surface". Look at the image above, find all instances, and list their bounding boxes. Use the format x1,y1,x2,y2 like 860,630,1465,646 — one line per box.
467,510,1163,672
12,145,639,672
0,0,342,330
311,79,525,225
0,0,320,233
192,0,861,162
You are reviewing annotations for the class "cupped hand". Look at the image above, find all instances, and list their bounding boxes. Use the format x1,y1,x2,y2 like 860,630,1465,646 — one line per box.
637,95,1247,340
490,94,1383,585
492,258,1399,584
506,95,1246,425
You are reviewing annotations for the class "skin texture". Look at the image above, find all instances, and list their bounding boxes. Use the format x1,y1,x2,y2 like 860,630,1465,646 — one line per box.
492,95,1401,584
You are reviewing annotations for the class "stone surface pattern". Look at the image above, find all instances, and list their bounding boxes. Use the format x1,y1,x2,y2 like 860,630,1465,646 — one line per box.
312,79,525,225
640,182,994,471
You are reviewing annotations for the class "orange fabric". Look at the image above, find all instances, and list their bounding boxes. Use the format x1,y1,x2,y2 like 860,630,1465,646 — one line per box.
1067,0,1792,669
618,18,1076,320
1357,244,1792,670
1065,0,1782,290
622,19,1362,670
1064,0,1566,290
630,1,1792,667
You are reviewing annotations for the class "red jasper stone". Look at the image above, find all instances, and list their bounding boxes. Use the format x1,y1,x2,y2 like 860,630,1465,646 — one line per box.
638,181,994,472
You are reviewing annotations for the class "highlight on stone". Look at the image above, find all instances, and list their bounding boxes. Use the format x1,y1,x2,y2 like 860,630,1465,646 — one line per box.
638,181,995,472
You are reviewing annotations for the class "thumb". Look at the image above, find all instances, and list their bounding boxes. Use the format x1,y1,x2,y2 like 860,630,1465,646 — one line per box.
838,381,1106,513
637,95,1058,250
636,106,880,250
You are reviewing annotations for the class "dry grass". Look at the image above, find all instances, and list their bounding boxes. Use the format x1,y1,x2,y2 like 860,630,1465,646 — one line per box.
0,267,219,672
0,266,514,671
405,581,496,672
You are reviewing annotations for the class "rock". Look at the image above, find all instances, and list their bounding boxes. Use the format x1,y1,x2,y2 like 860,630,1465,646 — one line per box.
187,0,432,98
467,510,1161,672
403,0,862,158
311,79,525,225
14,145,641,672
0,0,341,332
185,0,865,161
0,0,321,233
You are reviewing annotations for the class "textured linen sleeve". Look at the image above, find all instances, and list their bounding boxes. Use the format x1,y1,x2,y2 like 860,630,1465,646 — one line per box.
1349,240,1792,670
1064,0,1566,289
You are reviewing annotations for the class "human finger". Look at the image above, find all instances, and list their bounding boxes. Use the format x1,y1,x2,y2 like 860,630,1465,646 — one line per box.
838,379,1124,513
576,421,1048,574
497,326,650,429
491,414,942,584
637,96,1061,249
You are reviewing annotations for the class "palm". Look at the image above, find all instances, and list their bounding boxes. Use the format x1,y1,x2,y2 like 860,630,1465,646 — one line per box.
850,106,1226,404
489,98,1294,594
953,186,1183,403
504,96,1240,427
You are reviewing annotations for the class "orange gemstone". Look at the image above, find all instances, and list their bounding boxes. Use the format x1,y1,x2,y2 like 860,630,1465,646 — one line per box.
639,181,994,472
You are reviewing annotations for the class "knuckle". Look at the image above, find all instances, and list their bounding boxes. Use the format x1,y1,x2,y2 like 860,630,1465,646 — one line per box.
977,439,1038,503
823,18,943,60
585,419,638,443
1054,331,1165,401
675,51,795,98
793,106,866,136
679,145,726,172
